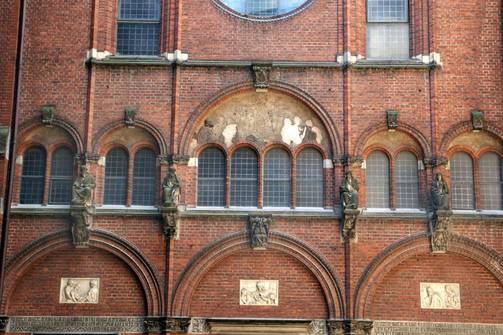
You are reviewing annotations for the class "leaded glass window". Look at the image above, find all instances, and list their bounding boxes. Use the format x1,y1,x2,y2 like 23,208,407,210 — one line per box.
366,151,390,208
218,0,309,18
132,148,157,206
198,147,226,207
20,147,46,204
479,153,502,210
49,147,74,204
296,148,323,208
104,148,128,205
395,151,419,208
117,0,161,55
450,152,474,210
230,148,258,207
263,148,291,207
367,0,409,59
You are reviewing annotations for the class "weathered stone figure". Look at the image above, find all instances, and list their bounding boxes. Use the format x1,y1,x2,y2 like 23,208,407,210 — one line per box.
248,216,271,249
340,171,359,210
162,166,181,207
431,172,449,210
71,165,96,206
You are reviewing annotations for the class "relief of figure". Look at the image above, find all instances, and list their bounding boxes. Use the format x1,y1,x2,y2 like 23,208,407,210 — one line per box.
240,281,277,305
63,279,81,303
444,284,460,309
340,172,359,210
84,279,99,303
71,165,96,206
248,216,271,249
431,173,449,210
281,117,306,146
162,166,181,207
422,285,443,308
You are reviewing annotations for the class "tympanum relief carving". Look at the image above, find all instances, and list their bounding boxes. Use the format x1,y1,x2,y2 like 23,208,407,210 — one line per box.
60,278,100,304
240,280,278,306
420,283,461,309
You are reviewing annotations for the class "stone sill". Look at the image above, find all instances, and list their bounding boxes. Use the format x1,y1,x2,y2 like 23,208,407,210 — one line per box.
184,207,338,218
89,56,173,66
352,59,434,69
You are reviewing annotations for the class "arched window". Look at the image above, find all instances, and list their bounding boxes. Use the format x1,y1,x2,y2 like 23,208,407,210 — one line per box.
450,152,474,210
49,147,74,204
230,148,258,207
132,148,157,206
395,151,419,208
104,148,128,205
367,0,409,59
197,147,226,207
264,148,291,207
20,147,46,204
366,151,390,208
296,148,323,208
117,0,161,55
479,153,502,210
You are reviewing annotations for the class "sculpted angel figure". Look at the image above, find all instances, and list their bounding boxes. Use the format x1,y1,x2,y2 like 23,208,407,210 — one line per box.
162,166,181,207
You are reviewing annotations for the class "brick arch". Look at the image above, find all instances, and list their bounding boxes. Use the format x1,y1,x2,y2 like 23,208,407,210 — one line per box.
439,119,503,154
353,121,431,158
353,233,503,318
178,82,343,158
18,119,84,155
92,119,168,155
2,230,163,316
171,231,344,318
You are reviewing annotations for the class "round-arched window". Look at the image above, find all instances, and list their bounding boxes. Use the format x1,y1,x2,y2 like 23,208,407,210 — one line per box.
213,0,312,20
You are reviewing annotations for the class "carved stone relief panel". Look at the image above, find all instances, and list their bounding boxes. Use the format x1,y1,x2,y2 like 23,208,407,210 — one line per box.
59,278,100,304
420,283,461,309
240,280,278,306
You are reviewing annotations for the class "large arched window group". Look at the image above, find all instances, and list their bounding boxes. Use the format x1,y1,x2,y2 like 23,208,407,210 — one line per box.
197,146,325,208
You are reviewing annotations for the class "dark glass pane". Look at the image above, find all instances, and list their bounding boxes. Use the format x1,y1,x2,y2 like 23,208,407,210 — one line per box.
49,147,74,204
395,152,419,208
479,153,502,210
133,149,157,206
296,148,323,207
451,152,474,210
104,148,128,205
117,22,160,55
20,147,46,204
230,148,258,207
263,148,291,207
366,151,390,208
198,148,226,207
119,0,161,20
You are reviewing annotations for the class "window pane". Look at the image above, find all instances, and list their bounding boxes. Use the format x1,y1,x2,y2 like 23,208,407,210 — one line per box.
264,148,291,207
395,152,419,208
367,23,409,59
119,0,161,20
20,147,46,204
479,153,502,210
366,151,390,208
231,148,258,207
296,148,323,207
219,0,309,17
104,148,128,205
117,23,160,55
367,0,408,22
451,152,474,210
49,147,74,204
133,149,157,206
198,148,226,207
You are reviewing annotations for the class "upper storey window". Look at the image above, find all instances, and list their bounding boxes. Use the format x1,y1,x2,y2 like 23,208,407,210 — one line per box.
366,0,409,59
216,0,311,19
117,0,161,55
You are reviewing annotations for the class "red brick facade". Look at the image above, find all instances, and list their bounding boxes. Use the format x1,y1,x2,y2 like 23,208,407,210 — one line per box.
0,1,502,335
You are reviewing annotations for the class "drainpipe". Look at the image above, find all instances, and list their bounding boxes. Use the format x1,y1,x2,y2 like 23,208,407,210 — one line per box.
0,0,26,300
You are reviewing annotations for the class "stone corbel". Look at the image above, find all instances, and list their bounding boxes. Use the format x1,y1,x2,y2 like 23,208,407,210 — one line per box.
327,320,372,335
144,317,191,334
335,155,364,169
124,107,138,127
386,110,399,130
471,110,484,131
248,215,272,249
429,210,452,253
162,154,190,166
252,64,272,90
41,105,55,126
160,207,180,240
0,316,9,333
423,156,448,168
70,205,95,247
341,209,360,241
188,318,211,334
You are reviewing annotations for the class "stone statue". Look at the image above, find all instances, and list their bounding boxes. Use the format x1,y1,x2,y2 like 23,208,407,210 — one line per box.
71,165,96,206
340,171,359,210
162,166,181,207
248,216,272,249
431,173,449,210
